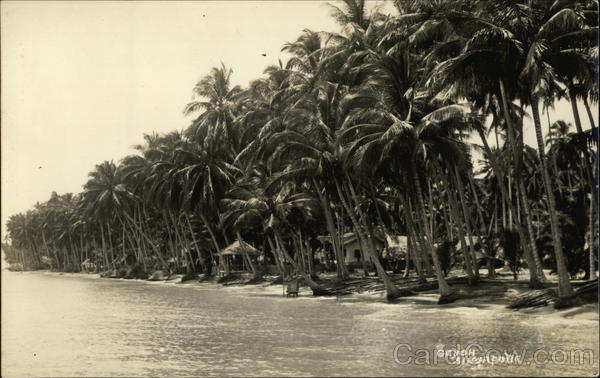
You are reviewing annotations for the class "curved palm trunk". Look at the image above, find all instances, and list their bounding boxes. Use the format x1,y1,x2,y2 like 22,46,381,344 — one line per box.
488,80,544,287
405,195,433,279
92,235,100,272
171,213,190,271
303,237,316,278
99,223,109,270
570,91,597,281
367,184,389,276
583,96,596,130
79,232,86,267
467,172,496,278
453,165,480,280
403,235,411,278
134,206,150,270
312,179,348,280
297,236,310,277
402,199,426,283
184,214,203,272
335,178,404,300
444,170,475,281
273,230,326,294
475,127,542,285
517,177,546,278
266,235,286,278
441,200,454,240
235,231,258,277
198,213,220,275
122,211,168,271
346,178,384,274
467,172,486,237
67,232,78,270
122,220,143,271
161,212,179,269
530,95,574,299
106,221,115,269
589,200,597,280
546,109,564,197
508,176,513,228
411,160,453,301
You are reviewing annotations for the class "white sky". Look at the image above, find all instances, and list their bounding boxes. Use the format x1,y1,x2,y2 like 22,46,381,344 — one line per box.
1,1,597,237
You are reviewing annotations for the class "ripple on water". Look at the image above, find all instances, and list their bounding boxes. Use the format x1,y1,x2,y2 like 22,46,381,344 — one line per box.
2,271,598,377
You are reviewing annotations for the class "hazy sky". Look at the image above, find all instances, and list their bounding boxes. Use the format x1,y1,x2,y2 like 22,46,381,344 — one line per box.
1,1,597,237
1,1,343,235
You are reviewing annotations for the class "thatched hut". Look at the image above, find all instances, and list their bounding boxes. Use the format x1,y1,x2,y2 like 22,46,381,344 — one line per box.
218,240,261,274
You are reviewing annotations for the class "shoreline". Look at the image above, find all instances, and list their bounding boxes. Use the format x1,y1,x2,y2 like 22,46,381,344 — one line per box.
5,268,598,320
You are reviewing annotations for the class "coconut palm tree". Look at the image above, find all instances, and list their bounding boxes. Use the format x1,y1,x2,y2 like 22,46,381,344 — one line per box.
184,63,243,155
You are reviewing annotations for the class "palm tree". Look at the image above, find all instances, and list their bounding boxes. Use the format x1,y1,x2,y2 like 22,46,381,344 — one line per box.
82,161,135,270
184,63,243,155
430,7,551,288
6,0,598,307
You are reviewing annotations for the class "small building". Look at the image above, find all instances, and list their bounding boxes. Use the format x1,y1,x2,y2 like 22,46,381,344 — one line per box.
318,232,385,264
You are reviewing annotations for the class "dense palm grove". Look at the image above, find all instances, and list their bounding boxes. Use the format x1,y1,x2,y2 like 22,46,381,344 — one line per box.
4,0,598,304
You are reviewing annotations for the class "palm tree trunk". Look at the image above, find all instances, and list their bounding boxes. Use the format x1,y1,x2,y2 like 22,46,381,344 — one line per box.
530,95,574,299
312,178,348,279
453,165,480,279
68,232,79,270
589,200,597,280
122,211,168,270
184,214,203,272
467,172,497,277
440,198,453,240
335,178,403,299
345,177,379,274
411,159,453,300
106,221,115,268
501,187,507,229
135,206,149,270
169,212,186,268
583,96,596,129
477,126,532,255
403,234,411,278
508,175,513,228
481,82,543,288
121,218,141,270
516,177,547,281
266,235,286,278
546,107,564,197
402,196,426,283
407,195,434,277
198,213,220,274
235,231,257,277
444,169,475,281
161,212,179,269
99,223,108,270
427,179,435,236
92,235,100,272
304,238,315,277
79,231,86,265
570,91,597,282
121,222,127,264
274,230,324,293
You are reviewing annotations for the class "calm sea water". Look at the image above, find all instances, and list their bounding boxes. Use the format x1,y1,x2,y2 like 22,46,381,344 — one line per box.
1,270,598,377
